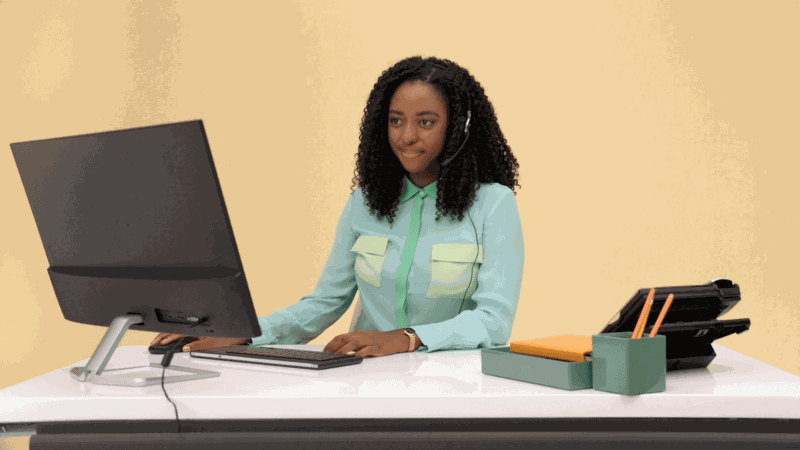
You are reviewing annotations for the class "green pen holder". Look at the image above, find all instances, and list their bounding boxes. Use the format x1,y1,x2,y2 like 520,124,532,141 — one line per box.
591,332,666,395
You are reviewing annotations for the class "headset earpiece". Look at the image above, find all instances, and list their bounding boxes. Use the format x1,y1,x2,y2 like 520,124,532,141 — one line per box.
441,108,471,167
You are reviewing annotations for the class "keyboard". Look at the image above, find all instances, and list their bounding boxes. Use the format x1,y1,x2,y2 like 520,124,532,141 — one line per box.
190,345,363,370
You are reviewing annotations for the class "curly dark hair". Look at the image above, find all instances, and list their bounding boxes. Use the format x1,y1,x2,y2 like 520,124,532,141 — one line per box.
352,56,520,223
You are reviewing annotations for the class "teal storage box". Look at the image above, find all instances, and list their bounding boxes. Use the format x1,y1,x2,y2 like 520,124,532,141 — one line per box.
481,347,592,390
591,332,666,395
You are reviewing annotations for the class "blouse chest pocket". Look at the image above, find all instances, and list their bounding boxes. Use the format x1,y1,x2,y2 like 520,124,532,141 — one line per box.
427,243,484,299
351,235,390,288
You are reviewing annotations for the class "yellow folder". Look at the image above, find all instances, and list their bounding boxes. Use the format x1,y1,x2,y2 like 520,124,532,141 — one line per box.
509,335,593,362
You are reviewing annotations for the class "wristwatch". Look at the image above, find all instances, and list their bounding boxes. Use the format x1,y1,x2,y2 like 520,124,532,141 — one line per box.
403,328,417,352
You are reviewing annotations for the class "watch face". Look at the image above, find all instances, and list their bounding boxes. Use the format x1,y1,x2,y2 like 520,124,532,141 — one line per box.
404,327,416,335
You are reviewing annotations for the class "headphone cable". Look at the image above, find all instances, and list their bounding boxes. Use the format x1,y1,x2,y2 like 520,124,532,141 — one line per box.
459,210,480,316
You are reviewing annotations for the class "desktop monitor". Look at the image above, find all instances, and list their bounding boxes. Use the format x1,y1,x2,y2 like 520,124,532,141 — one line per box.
11,120,261,385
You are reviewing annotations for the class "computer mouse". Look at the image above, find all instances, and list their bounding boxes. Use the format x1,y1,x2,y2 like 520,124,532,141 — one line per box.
148,336,200,354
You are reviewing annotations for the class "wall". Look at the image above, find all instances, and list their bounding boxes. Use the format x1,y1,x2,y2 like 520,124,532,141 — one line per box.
1,1,798,447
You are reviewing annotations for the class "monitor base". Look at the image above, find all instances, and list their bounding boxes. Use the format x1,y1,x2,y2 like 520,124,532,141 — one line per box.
69,314,219,386
70,363,219,387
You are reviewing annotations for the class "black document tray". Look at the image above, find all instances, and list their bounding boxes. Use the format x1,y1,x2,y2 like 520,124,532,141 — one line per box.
599,279,751,371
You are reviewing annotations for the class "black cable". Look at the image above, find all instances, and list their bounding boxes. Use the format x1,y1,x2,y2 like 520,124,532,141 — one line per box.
160,347,182,433
459,211,481,315
158,317,208,434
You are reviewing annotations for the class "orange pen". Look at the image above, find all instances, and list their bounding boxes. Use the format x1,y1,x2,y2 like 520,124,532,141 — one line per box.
632,289,655,339
649,293,674,337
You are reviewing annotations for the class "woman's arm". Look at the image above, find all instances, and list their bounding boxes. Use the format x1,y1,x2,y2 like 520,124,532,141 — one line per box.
250,192,360,346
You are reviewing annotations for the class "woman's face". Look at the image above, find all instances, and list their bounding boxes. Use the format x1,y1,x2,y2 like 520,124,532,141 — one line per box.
388,81,448,183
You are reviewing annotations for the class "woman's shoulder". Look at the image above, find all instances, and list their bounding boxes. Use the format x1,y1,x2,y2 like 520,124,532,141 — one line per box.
341,186,362,201
470,182,518,217
346,186,371,211
476,182,516,203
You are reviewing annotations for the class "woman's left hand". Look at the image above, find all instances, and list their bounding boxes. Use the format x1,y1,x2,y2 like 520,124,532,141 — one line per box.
323,330,415,357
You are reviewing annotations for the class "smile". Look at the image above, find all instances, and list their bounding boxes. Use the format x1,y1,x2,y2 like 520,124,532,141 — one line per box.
401,149,424,158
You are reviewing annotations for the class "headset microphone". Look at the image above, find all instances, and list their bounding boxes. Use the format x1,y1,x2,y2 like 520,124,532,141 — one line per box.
441,110,470,167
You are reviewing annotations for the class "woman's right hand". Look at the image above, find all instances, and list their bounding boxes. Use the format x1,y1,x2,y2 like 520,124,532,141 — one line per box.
150,333,249,352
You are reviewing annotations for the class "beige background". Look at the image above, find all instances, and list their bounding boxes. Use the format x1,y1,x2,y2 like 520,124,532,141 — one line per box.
1,0,798,447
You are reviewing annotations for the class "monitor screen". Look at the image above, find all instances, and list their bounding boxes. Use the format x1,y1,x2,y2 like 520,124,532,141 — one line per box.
11,120,261,339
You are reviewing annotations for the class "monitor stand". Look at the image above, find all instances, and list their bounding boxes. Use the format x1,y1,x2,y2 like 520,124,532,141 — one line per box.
69,314,220,387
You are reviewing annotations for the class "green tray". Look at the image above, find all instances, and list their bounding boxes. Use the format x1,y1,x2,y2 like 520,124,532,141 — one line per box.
481,346,593,390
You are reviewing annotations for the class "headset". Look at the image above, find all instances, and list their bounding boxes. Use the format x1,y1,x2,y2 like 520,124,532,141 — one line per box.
421,63,471,167
421,62,480,315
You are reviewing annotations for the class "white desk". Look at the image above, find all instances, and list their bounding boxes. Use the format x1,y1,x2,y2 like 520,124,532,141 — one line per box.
2,344,800,449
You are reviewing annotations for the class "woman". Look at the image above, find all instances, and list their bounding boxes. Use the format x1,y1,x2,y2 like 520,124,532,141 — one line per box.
152,56,524,357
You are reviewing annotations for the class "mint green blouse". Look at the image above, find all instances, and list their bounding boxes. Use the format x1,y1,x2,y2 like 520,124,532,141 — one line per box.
250,177,525,352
